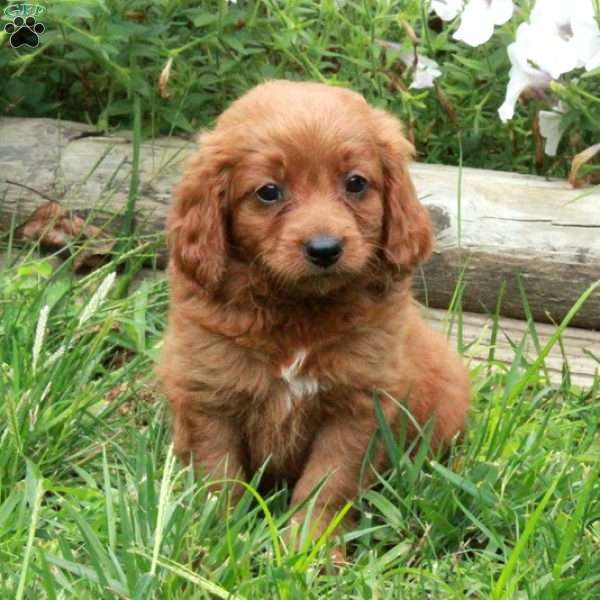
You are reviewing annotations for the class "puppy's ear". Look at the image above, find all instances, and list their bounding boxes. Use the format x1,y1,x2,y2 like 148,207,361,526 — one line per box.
371,109,433,272
168,132,230,290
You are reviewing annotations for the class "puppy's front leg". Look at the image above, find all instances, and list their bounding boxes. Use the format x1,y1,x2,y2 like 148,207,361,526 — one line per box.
290,393,391,539
169,387,246,495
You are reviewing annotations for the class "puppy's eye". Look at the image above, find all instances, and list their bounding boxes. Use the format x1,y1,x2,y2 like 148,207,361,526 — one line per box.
345,174,368,195
255,183,282,204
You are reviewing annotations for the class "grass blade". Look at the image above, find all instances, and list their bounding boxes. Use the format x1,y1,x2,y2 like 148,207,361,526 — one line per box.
130,550,246,600
491,470,563,600
16,463,44,600
551,461,600,583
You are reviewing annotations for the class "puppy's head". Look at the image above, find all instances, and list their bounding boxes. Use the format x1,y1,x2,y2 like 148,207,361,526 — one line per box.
169,80,432,295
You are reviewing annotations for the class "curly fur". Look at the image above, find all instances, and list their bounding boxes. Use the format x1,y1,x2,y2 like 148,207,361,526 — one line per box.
158,80,470,538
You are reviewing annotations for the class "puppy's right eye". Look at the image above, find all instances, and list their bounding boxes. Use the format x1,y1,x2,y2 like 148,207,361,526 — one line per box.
345,174,368,195
255,183,282,204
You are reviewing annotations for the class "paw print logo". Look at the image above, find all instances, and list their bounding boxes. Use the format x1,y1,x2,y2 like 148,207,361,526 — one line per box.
5,15,45,48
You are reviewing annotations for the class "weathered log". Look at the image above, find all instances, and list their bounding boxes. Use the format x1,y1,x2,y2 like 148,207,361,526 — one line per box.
0,117,193,236
412,165,600,329
2,117,600,329
427,308,600,389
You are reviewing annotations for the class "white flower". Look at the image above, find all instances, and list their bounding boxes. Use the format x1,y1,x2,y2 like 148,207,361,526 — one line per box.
454,0,514,47
431,0,464,21
400,51,443,89
498,33,553,122
539,104,566,156
588,52,600,71
498,0,600,121
526,0,600,77
432,0,514,47
377,40,442,89
569,0,600,71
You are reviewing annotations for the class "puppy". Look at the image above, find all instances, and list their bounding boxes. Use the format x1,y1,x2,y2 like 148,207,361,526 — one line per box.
158,80,470,541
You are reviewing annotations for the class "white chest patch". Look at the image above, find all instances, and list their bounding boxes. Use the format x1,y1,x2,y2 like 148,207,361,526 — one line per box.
280,349,320,412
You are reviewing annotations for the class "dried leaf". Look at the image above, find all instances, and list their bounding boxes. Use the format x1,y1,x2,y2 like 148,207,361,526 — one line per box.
158,57,173,99
73,239,115,272
126,10,145,22
436,87,457,127
569,142,600,188
106,382,128,406
21,200,114,272
400,18,418,45
21,201,66,245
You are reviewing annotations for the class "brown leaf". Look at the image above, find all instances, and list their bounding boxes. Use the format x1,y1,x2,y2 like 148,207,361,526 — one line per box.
569,142,600,188
21,201,66,246
106,382,128,405
73,239,115,272
436,87,457,127
126,10,145,22
21,200,114,272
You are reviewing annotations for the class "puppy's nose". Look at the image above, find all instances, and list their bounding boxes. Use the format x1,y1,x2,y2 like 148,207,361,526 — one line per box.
304,235,344,268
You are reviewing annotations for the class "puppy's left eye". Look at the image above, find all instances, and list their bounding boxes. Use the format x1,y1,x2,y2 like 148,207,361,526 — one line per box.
255,183,282,204
345,174,368,195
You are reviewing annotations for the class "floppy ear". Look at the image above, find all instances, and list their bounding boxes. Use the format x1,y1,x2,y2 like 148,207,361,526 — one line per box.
371,109,433,272
168,132,230,291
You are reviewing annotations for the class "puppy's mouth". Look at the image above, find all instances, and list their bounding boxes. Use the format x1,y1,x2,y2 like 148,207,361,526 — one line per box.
294,280,345,298
258,257,354,297
292,264,358,296
255,236,367,296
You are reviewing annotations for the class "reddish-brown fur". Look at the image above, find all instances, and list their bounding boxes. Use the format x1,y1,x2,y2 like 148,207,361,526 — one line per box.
158,80,470,540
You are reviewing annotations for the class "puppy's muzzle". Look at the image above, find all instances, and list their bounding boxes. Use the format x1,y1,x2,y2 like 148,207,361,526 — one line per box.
304,235,344,268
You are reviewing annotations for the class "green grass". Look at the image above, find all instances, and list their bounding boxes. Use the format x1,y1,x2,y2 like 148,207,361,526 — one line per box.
1,241,599,599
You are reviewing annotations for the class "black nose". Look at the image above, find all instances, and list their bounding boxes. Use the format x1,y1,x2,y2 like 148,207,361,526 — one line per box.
304,235,343,268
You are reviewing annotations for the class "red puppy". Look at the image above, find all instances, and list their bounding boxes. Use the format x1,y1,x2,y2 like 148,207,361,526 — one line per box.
159,80,470,539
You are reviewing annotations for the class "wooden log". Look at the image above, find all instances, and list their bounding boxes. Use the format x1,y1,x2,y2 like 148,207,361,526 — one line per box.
413,165,600,329
427,308,600,389
2,117,600,329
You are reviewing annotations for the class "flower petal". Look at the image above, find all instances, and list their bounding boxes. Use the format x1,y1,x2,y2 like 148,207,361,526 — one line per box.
528,0,599,75
453,0,496,47
586,49,600,71
498,68,526,122
499,46,552,122
410,56,442,89
431,0,464,21
538,110,564,156
571,6,600,69
400,51,442,89
530,0,572,27
514,21,579,79
489,0,514,25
